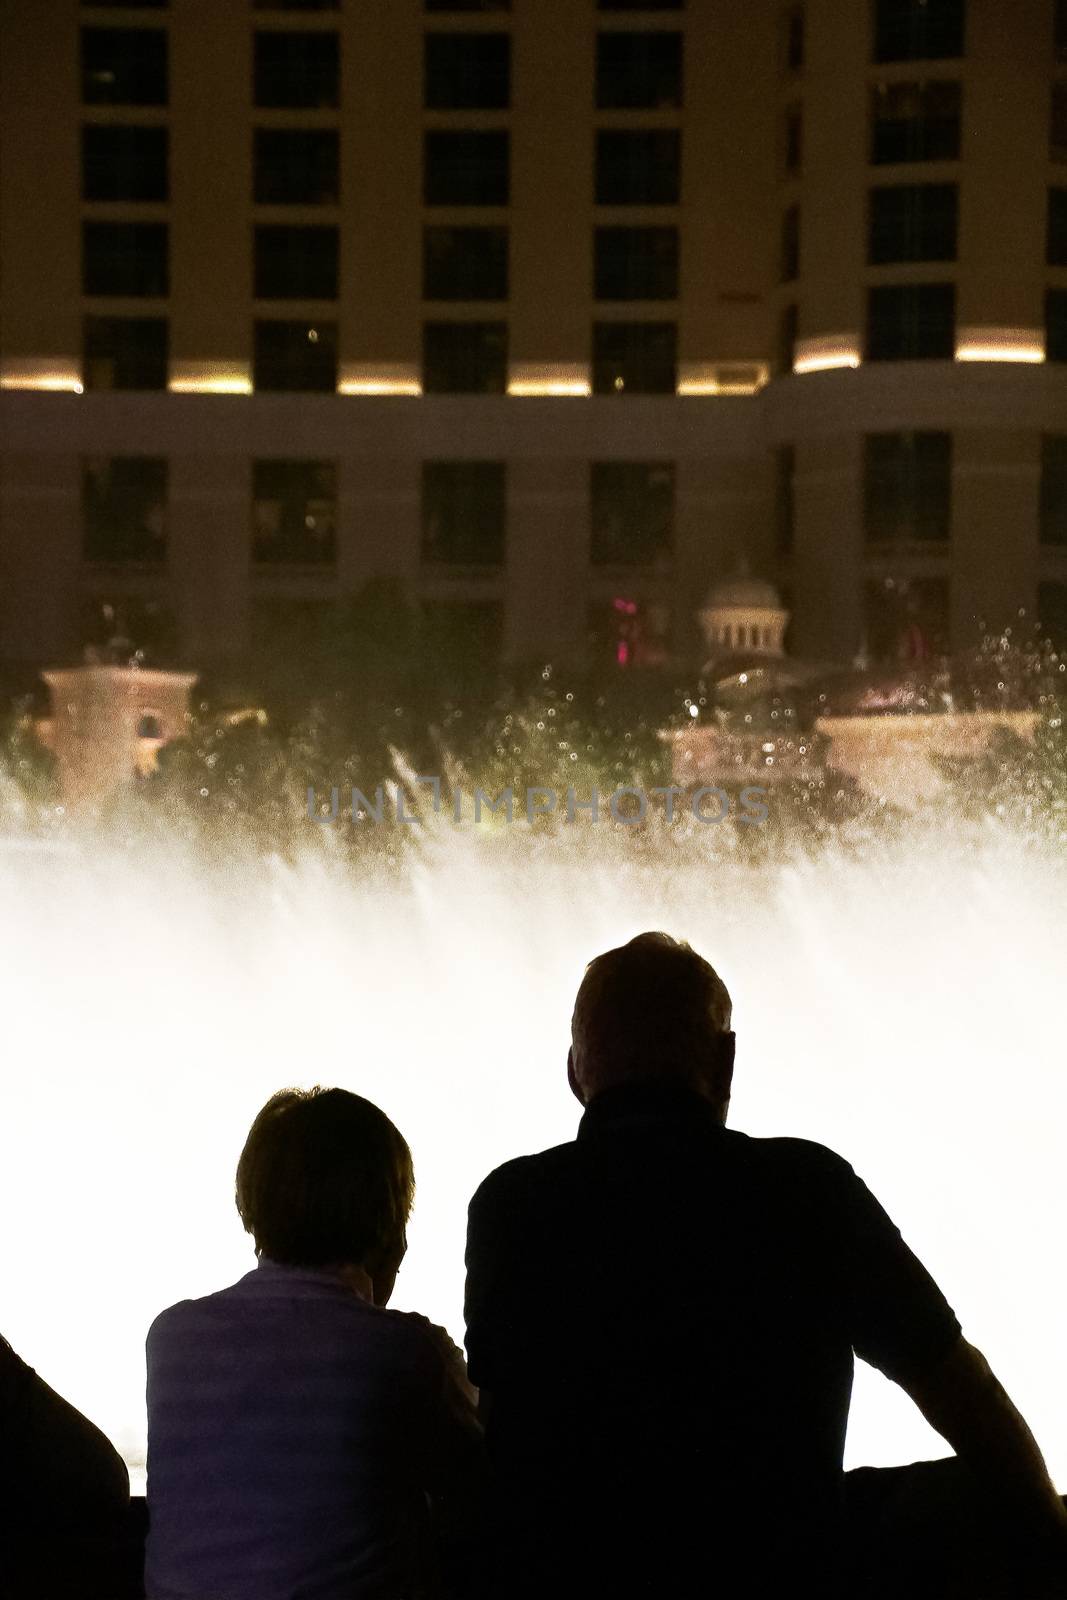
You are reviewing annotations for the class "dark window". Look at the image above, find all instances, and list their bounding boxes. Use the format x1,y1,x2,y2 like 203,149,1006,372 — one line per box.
424,227,508,300
82,126,168,202
423,321,508,392
1058,0,1067,59
874,0,965,62
253,320,338,390
254,0,339,9
869,183,958,263
84,316,168,390
426,0,510,10
593,321,676,394
864,432,952,542
1052,84,1067,162
83,458,167,564
424,131,509,205
596,32,682,109
254,130,339,204
421,462,506,564
420,602,503,687
254,226,338,299
594,228,678,299
425,34,510,109
1048,188,1067,266
865,576,948,662
595,130,681,204
867,284,955,359
252,461,336,564
591,463,674,565
780,204,800,282
775,445,795,556
1049,290,1067,362
784,105,803,173
81,27,167,105
1040,436,1067,546
254,31,339,108
83,222,168,296
778,301,798,373
870,81,961,164
785,5,805,70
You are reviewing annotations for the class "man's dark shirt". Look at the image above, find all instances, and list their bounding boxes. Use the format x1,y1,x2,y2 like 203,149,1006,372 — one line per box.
464,1080,962,1598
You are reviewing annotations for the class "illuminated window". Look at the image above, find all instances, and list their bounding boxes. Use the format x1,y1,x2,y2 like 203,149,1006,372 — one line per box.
870,81,961,164
84,316,168,391
253,462,336,565
866,283,955,360
83,458,167,565
775,444,795,555
780,204,800,282
864,432,952,543
254,226,339,299
81,27,167,104
421,462,506,565
83,222,168,297
253,320,338,391
424,227,509,300
424,131,509,205
1040,437,1067,546
423,322,508,393
591,462,674,564
82,126,168,202
593,322,676,393
594,228,678,300
595,131,681,205
254,31,339,108
596,32,682,109
254,131,338,204
425,34,510,109
1048,189,1067,267
873,0,965,63
865,577,948,664
868,184,957,263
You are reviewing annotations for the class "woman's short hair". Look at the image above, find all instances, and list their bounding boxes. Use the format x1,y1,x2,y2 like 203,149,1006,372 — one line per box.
571,931,732,1100
235,1087,414,1268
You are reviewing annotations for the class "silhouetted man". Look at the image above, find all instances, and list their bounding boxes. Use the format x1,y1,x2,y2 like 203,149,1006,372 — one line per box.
464,932,1067,1598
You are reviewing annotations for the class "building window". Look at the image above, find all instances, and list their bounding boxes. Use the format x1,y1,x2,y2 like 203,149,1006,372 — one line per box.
868,183,958,263
595,131,681,205
775,444,795,555
593,321,676,393
1048,188,1067,267
1052,84,1067,162
784,105,803,174
777,302,798,373
866,283,955,360
83,458,167,565
424,131,509,205
253,320,338,391
423,227,509,300
253,30,339,108
84,316,168,390
591,463,674,565
421,462,506,565
1049,290,1067,362
1057,0,1067,59
864,432,952,543
865,577,948,663
596,32,683,110
83,222,168,297
425,34,510,109
252,462,336,565
594,228,678,300
873,0,965,62
1040,437,1067,546
426,0,510,11
423,321,508,392
81,27,167,104
780,204,800,282
254,130,339,204
254,226,339,299
870,81,961,164
784,4,805,70
82,126,168,202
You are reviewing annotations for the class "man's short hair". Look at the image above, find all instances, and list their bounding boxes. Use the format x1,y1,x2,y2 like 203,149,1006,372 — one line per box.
571,932,732,1101
235,1087,414,1269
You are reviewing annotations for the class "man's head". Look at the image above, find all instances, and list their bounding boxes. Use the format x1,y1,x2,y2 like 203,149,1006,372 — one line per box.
569,932,734,1117
235,1086,414,1305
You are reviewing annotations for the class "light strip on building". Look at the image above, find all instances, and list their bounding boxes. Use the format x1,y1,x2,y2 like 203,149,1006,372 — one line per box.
507,362,591,397
338,363,422,396
793,336,862,376
677,362,770,396
168,362,253,395
955,327,1045,364
0,359,83,394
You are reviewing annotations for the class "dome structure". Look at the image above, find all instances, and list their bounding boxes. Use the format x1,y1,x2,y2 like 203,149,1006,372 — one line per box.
699,562,789,661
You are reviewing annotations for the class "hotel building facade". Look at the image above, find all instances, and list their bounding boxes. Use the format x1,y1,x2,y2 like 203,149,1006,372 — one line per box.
2,0,1066,681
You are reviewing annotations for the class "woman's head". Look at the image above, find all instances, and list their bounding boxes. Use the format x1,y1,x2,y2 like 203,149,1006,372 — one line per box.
236,1087,414,1300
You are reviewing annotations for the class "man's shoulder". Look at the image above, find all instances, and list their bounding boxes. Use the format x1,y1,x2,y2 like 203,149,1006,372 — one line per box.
469,1140,579,1210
